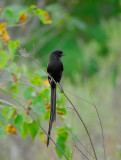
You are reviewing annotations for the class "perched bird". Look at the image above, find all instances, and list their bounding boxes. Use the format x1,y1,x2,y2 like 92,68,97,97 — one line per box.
47,49,64,147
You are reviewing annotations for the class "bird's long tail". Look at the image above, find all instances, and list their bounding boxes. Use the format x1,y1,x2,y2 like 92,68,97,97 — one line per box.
47,84,56,147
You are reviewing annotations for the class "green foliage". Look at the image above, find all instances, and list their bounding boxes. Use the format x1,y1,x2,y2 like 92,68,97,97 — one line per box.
1,9,15,24
55,126,71,159
2,107,15,120
31,96,46,114
27,5,52,24
0,50,9,69
28,120,40,140
0,3,70,158
15,114,24,133
8,40,20,57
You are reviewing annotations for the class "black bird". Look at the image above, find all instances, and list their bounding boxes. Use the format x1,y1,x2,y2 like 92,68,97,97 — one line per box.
47,49,64,147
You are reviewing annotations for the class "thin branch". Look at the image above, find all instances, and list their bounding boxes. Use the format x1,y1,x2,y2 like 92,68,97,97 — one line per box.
72,137,90,160
65,125,95,159
64,88,106,160
90,94,106,160
63,92,97,160
0,88,70,160
18,46,98,160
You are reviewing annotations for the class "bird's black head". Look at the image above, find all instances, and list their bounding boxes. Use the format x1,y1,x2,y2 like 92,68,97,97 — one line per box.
50,49,65,59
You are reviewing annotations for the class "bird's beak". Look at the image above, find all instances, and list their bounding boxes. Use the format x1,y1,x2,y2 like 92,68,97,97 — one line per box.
62,52,65,56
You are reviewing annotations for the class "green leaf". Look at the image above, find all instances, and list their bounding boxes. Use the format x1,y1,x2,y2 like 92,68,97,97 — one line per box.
27,5,36,12
2,107,15,120
2,9,14,24
64,145,72,160
57,106,67,116
30,96,46,114
21,122,30,139
8,62,20,75
30,75,42,86
8,40,20,57
29,120,39,140
32,96,46,113
0,50,9,69
43,111,50,121
34,9,52,24
40,88,50,102
24,87,34,99
15,114,24,133
55,126,69,158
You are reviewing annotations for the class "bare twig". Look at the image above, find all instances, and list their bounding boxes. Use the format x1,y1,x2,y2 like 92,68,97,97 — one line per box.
18,46,98,160
90,94,106,160
0,88,70,160
65,126,95,159
72,137,90,160
64,89,106,160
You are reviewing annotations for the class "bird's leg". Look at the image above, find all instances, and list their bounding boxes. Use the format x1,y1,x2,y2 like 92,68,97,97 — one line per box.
59,83,64,93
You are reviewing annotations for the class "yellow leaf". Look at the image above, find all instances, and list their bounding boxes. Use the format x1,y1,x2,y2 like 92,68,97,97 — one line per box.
43,11,52,24
0,22,10,45
39,131,46,144
6,124,17,134
19,13,28,28
0,22,7,35
46,103,50,111
12,73,18,83
0,8,3,13
28,99,33,105
26,99,32,115
43,79,49,85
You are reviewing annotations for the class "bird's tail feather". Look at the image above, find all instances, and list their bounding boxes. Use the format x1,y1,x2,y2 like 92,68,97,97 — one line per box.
47,85,56,147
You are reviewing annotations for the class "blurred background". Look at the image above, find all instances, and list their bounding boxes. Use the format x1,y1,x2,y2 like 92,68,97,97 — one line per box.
0,0,121,160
